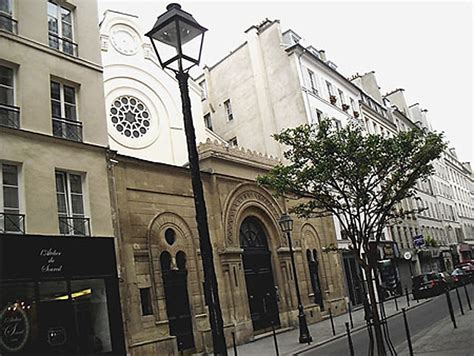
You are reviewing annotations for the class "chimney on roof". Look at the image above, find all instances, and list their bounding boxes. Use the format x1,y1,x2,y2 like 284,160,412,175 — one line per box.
319,50,326,62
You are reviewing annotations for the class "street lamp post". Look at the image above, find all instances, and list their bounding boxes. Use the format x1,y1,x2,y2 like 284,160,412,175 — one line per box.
279,212,312,344
145,4,227,354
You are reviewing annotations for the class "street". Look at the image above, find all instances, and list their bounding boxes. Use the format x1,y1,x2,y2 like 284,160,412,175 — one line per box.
301,284,474,355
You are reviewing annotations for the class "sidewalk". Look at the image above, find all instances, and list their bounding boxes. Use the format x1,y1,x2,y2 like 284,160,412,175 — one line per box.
396,309,474,355
227,295,429,356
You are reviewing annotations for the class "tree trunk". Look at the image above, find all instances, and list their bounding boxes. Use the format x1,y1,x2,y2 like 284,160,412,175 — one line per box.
365,264,386,356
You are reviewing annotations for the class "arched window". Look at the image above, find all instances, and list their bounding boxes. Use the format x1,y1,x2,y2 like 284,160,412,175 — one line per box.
160,251,171,272
176,251,187,270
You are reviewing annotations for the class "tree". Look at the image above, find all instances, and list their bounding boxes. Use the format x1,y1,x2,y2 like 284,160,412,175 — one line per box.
257,119,446,356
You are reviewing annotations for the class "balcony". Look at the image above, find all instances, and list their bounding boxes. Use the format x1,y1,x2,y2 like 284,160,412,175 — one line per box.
52,117,83,142
48,33,78,57
0,103,20,129
0,212,25,234
58,216,90,236
0,12,17,34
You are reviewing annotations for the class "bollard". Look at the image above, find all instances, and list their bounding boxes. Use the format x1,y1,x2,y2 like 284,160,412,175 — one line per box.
329,307,336,336
394,292,399,311
179,342,184,356
455,286,465,316
402,308,413,356
463,284,472,310
271,321,279,356
348,302,354,329
405,286,411,307
345,322,355,356
445,290,457,329
232,332,238,356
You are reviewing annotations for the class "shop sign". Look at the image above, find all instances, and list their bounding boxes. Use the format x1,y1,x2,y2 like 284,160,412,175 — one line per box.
0,305,30,353
39,248,63,273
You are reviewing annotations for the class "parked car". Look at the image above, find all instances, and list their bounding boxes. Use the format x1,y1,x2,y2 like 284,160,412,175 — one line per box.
438,272,456,289
451,268,471,286
412,272,448,299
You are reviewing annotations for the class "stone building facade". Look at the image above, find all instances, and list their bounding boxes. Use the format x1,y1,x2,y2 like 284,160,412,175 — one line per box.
108,140,347,354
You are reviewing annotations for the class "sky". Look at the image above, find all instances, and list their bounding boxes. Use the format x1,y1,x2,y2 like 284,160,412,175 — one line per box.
98,0,473,163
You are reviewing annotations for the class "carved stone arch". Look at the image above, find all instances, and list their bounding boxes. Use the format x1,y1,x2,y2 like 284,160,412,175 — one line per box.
146,212,200,323
223,183,284,248
301,223,323,252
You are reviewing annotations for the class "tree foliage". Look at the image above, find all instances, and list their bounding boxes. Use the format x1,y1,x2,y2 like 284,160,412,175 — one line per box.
257,119,446,267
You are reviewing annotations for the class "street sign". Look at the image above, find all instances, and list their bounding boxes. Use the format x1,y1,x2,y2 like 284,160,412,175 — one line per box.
413,234,425,248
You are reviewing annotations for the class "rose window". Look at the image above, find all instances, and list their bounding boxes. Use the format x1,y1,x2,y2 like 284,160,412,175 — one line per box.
110,96,151,139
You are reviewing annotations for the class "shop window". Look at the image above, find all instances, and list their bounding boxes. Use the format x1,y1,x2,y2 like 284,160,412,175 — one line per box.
139,288,153,316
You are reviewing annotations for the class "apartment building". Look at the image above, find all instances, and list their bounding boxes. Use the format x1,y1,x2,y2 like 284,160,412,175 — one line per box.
0,0,125,353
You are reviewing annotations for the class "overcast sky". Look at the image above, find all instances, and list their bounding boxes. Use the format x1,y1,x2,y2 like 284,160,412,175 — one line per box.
98,0,473,163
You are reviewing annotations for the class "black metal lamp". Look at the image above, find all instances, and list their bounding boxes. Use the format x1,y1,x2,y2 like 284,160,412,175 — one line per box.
279,212,312,344
278,212,294,233
146,4,227,355
145,3,207,72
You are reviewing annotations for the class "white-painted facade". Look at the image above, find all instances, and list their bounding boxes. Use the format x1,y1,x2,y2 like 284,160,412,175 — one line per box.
99,10,219,166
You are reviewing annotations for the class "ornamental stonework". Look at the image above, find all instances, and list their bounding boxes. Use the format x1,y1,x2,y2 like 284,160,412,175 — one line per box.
225,188,283,246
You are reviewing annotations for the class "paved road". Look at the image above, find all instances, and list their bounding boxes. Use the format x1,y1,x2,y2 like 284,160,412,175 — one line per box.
301,284,473,355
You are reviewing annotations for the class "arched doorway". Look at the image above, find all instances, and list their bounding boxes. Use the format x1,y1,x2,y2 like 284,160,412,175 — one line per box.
240,216,280,332
307,249,324,310
160,247,195,351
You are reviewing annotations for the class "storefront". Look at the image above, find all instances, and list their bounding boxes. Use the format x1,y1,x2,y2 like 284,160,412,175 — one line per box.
0,234,125,355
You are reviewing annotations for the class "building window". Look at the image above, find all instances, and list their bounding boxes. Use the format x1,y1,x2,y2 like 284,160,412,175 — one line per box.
338,89,345,104
204,113,213,131
224,99,233,121
350,97,356,111
0,163,24,233
228,137,238,146
51,80,82,141
199,80,207,100
0,0,16,33
140,288,153,316
326,81,333,96
0,64,20,129
55,171,89,236
47,1,76,56
307,69,318,95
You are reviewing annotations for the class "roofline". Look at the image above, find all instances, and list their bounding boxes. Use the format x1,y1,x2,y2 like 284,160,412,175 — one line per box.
287,43,362,94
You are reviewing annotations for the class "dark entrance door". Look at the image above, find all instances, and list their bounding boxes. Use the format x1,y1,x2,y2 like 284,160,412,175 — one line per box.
161,251,195,351
240,217,280,332
307,249,324,310
343,253,364,306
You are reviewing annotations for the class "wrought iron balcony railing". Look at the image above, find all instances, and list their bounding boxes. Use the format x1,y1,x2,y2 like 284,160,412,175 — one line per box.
58,216,90,236
52,117,83,142
48,32,78,57
0,12,18,34
0,103,20,129
0,212,25,234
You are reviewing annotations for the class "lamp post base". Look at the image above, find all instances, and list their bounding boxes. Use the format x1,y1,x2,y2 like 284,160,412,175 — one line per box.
298,310,312,344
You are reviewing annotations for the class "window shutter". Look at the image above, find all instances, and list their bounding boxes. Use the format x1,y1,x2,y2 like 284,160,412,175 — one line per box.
302,67,311,89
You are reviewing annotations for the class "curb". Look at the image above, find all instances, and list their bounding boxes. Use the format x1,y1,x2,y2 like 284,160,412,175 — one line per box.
290,298,432,355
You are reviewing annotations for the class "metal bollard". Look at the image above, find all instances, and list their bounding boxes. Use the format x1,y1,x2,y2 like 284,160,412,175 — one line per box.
329,307,336,336
445,290,457,329
455,286,465,316
394,293,399,311
402,308,413,356
348,302,354,329
405,286,410,307
232,331,238,356
179,342,184,356
271,321,279,356
366,321,374,356
463,284,472,310
345,322,355,356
